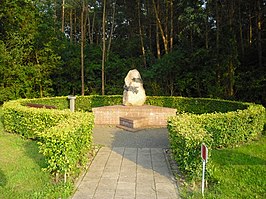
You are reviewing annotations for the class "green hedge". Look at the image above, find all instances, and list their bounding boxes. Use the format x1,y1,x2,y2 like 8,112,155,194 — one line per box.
22,95,248,114
3,95,265,183
22,95,123,111
168,103,265,181
22,96,69,110
3,100,70,139
146,96,248,114
168,114,213,181
3,99,94,182
76,95,122,111
38,112,94,182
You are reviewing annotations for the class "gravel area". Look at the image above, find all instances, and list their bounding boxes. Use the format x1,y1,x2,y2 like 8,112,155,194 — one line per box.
92,125,169,148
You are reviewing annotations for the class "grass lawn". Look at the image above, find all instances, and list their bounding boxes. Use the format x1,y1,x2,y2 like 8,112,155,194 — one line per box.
0,108,73,199
180,134,266,199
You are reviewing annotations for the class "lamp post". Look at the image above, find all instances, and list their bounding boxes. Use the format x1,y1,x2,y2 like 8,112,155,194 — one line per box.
68,95,76,112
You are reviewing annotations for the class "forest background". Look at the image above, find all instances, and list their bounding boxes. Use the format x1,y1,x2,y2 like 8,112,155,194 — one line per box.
0,0,265,105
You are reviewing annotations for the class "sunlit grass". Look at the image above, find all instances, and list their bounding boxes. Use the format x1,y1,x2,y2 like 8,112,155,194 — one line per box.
180,134,266,199
0,108,73,199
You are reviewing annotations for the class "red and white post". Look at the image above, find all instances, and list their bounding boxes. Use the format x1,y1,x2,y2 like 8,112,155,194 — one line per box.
201,143,208,196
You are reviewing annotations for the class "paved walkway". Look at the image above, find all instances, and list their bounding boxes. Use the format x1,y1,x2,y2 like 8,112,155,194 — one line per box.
72,127,179,199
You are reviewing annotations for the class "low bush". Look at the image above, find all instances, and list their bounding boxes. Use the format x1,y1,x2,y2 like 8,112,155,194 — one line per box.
146,96,248,114
38,112,94,182
168,103,265,182
76,95,122,111
3,95,264,185
3,100,71,139
22,95,247,114
22,96,69,110
168,114,213,181
3,99,94,182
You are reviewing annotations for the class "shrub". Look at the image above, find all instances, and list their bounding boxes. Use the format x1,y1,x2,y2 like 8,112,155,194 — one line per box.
168,103,265,182
3,95,264,184
76,95,122,111
3,99,94,182
202,104,265,148
3,100,70,139
22,96,69,110
146,96,248,114
38,112,94,182
168,113,213,181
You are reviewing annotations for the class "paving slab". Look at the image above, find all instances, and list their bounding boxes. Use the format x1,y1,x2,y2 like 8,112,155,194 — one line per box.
72,146,179,199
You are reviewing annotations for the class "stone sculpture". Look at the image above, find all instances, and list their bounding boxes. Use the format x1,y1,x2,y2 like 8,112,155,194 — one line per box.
123,69,146,106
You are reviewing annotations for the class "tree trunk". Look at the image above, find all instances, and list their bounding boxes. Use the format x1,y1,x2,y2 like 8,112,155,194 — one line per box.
156,17,161,59
88,8,96,45
74,10,77,43
137,0,147,67
256,0,262,68
170,0,173,52
101,0,107,95
249,9,253,45
81,0,85,96
61,0,65,33
152,0,168,54
164,0,169,51
107,1,116,59
216,1,221,86
227,2,235,97
70,9,73,43
228,59,234,97
238,0,244,55
205,1,209,49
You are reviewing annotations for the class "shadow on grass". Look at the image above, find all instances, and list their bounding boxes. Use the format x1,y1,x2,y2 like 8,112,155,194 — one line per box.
212,150,266,166
0,169,7,187
23,139,47,169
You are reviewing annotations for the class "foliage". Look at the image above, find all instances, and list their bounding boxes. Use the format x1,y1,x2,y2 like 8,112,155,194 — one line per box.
168,102,265,181
180,135,266,199
0,107,73,199
22,96,70,110
3,100,70,139
0,0,265,105
38,112,94,182
146,96,248,114
0,0,63,102
201,105,265,148
2,99,94,182
168,114,213,181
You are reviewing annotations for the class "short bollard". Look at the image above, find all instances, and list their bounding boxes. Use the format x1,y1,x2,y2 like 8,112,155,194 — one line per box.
68,95,76,112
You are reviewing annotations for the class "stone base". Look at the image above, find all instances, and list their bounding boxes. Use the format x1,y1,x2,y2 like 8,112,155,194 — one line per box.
92,105,177,128
119,117,148,129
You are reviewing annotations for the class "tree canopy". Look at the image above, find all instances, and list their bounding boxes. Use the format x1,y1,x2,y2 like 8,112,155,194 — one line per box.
0,0,265,105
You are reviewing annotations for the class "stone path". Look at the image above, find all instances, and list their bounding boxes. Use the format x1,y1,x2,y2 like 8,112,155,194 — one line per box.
72,127,179,199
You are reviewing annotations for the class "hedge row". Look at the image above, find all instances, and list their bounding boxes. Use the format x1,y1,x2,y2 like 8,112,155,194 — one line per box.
4,95,265,183
23,95,247,113
38,113,94,182
3,99,94,182
168,103,265,181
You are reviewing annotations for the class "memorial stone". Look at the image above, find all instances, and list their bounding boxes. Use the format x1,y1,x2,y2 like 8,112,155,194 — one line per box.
123,69,146,106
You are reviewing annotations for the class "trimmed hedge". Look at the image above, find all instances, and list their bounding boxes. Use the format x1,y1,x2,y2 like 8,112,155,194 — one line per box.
146,96,248,114
3,99,94,182
3,95,265,184
168,103,265,181
22,95,247,114
38,112,94,182
168,114,213,181
76,95,122,111
3,100,70,139
22,96,69,110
